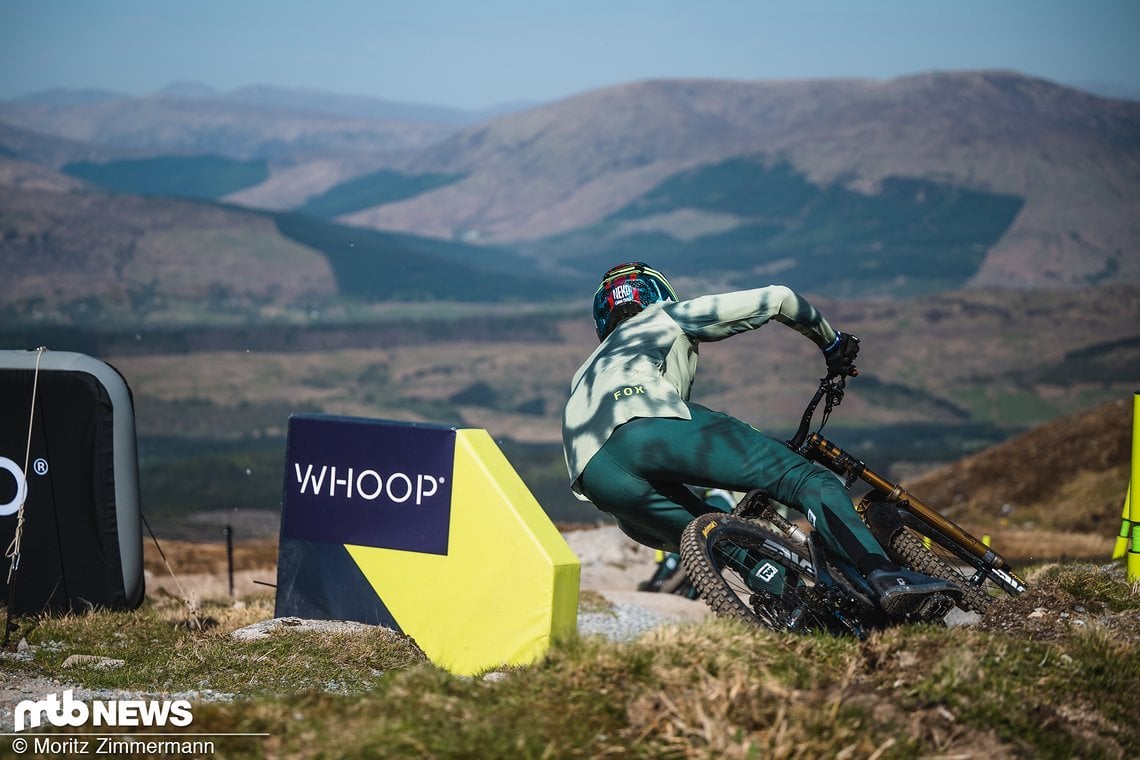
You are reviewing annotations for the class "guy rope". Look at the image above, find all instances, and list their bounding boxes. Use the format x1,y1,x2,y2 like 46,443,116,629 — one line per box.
3,346,45,647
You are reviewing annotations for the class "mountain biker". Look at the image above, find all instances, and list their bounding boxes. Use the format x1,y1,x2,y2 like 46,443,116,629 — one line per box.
561,261,961,616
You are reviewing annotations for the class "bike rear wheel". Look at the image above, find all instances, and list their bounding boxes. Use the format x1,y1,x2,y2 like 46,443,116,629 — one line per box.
679,513,816,630
887,528,995,613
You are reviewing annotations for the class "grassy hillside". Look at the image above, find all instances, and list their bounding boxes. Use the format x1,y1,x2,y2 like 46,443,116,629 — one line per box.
908,396,1132,537
62,154,269,199
526,157,1025,296
0,185,553,324
0,186,339,323
297,168,465,218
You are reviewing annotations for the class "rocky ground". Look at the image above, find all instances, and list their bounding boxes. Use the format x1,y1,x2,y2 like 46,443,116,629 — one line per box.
563,526,714,639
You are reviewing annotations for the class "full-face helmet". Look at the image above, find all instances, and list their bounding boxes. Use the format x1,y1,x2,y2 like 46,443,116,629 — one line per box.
592,262,678,341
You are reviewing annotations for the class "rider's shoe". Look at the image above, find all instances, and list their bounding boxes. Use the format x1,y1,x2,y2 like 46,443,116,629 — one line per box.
867,567,962,617
638,553,682,592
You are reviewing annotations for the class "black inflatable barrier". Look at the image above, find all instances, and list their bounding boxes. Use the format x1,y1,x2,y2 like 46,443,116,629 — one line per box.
0,349,144,615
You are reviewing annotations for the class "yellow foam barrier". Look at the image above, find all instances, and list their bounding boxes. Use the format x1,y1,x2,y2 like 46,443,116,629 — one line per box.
275,416,579,677
345,428,580,675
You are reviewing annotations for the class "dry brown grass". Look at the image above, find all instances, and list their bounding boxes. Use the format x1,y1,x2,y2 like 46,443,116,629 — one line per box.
144,537,278,576
975,529,1116,565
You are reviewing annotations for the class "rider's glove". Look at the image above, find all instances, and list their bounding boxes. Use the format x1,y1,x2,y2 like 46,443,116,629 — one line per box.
823,332,860,377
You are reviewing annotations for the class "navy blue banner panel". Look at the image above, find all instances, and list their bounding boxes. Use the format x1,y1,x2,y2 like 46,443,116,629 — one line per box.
280,415,456,554
275,414,457,623
274,538,402,629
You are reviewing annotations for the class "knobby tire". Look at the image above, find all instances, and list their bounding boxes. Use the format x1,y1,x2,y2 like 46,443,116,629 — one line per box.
679,513,812,630
886,527,996,613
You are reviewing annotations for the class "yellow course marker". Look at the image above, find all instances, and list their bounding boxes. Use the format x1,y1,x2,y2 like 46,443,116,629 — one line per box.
1128,393,1139,581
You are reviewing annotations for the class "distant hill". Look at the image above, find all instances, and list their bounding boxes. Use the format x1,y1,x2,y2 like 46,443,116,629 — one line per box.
152,82,522,125
0,184,539,323
0,118,118,166
908,396,1131,537
521,158,1025,296
1,70,1138,308
6,83,531,125
0,93,456,160
0,186,337,321
348,72,1139,290
0,86,468,210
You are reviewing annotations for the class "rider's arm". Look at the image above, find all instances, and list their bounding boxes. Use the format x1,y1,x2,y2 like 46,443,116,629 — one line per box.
662,285,838,348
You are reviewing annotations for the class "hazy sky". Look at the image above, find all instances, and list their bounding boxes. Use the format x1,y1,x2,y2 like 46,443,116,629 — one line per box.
2,0,1138,108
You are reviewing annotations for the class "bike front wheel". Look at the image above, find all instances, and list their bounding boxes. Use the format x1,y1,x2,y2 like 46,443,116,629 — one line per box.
679,513,818,631
864,502,1027,613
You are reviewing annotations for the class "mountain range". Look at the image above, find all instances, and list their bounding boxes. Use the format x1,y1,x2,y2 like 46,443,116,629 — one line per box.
1,69,1138,324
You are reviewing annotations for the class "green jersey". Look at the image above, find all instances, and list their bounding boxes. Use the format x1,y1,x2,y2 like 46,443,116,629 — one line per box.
562,285,838,496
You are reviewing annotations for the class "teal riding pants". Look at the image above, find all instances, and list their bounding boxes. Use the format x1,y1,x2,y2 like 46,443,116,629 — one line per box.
577,402,887,570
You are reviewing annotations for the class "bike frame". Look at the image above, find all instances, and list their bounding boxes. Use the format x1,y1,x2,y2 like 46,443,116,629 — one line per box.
787,376,1028,595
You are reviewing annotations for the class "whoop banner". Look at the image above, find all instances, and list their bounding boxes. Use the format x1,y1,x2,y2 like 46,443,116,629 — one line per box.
275,414,580,676
281,415,455,554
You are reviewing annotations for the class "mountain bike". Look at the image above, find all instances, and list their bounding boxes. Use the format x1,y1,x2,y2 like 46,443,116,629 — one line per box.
679,374,1028,637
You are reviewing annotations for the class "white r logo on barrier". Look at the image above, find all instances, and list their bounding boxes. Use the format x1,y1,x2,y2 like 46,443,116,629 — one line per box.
0,456,28,516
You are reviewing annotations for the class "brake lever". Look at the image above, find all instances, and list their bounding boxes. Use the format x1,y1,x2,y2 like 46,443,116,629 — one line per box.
789,370,857,451
820,368,856,429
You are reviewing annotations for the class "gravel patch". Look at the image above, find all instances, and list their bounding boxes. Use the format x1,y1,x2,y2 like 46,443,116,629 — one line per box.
576,605,679,642
229,616,380,642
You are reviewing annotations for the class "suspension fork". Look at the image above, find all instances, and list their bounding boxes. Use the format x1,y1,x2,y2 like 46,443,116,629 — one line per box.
800,433,1014,574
